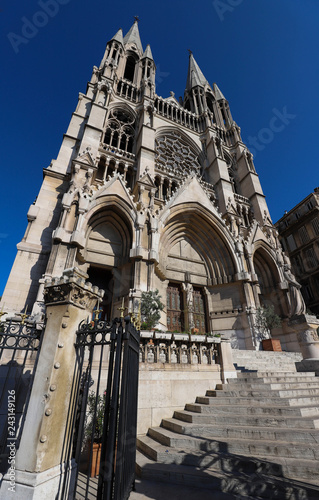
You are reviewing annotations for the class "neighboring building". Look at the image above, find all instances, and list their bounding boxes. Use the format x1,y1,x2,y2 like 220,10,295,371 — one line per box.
276,188,319,315
0,20,306,351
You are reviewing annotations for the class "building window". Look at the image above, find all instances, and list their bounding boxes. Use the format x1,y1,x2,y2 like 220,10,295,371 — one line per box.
167,284,184,332
307,201,314,211
103,108,135,154
291,254,304,275
304,247,318,269
124,55,137,82
312,217,319,236
286,234,297,252
298,226,310,245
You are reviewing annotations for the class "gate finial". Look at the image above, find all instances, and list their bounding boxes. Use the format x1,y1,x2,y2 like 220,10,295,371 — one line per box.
21,305,29,325
118,297,127,319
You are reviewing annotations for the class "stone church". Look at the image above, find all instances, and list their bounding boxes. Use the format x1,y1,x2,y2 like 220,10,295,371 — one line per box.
0,20,307,352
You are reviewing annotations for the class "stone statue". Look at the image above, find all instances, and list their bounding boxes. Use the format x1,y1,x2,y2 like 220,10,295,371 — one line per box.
283,255,306,317
182,282,194,330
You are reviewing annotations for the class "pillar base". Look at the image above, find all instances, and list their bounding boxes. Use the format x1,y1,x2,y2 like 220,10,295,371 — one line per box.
0,460,77,500
296,359,319,376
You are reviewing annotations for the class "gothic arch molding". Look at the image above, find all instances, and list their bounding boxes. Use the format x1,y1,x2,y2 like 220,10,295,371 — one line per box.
159,205,239,284
82,204,133,268
82,196,136,248
252,244,283,313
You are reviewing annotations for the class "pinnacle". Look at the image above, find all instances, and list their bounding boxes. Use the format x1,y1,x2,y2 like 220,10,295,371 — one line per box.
142,44,154,61
123,20,143,54
213,82,227,101
110,28,124,45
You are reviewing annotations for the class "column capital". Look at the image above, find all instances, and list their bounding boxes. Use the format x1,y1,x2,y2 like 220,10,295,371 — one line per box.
43,267,104,310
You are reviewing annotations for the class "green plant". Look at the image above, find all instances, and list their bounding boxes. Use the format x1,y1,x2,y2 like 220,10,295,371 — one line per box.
85,391,105,443
255,305,282,340
140,290,164,330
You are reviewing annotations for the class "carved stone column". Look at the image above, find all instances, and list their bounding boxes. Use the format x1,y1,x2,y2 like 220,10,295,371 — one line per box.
1,268,104,500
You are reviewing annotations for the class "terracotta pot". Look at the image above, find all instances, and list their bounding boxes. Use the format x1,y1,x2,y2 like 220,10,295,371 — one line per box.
262,339,282,352
90,441,102,477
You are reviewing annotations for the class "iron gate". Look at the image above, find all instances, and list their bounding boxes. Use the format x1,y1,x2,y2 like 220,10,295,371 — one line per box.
0,319,43,472
72,315,140,500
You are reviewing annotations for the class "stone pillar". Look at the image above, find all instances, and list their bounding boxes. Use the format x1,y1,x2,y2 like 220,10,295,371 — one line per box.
219,339,237,383
1,268,103,500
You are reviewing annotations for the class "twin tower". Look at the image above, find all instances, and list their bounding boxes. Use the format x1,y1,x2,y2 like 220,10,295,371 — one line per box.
1,20,306,351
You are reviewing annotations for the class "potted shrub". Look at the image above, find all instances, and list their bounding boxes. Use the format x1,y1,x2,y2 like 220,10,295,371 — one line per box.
85,391,105,477
255,305,282,351
140,289,164,330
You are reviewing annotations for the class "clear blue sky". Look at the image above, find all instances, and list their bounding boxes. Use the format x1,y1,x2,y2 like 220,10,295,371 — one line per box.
1,0,318,295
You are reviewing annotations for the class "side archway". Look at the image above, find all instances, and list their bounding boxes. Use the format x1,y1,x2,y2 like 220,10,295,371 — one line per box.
253,246,284,315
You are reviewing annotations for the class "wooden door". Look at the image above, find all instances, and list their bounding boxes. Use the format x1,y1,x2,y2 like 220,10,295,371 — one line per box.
167,284,183,332
193,288,207,333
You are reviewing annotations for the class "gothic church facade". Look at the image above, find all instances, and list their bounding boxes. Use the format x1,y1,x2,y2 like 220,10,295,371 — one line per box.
1,21,305,351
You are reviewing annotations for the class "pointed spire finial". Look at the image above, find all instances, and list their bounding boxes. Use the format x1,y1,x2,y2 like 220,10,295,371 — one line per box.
185,53,209,91
134,15,140,23
188,49,193,55
124,18,143,53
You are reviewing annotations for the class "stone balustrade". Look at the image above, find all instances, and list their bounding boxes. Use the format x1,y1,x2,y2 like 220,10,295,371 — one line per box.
139,331,221,366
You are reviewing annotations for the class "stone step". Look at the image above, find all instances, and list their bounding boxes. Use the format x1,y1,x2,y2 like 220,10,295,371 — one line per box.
174,409,319,429
235,365,298,372
231,374,317,384
217,381,319,391
161,418,319,444
186,402,319,418
207,387,319,398
136,450,319,499
236,371,315,378
196,394,319,406
148,426,319,460
232,351,302,358
137,435,319,482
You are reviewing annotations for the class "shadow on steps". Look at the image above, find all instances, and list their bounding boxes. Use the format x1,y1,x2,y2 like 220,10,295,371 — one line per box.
136,435,319,500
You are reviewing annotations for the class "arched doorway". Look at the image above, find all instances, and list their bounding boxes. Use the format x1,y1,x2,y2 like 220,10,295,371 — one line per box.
83,207,133,319
253,247,283,316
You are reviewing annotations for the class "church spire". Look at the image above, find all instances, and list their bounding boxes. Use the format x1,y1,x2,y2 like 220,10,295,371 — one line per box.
123,19,143,54
186,53,209,91
213,82,226,101
109,28,124,46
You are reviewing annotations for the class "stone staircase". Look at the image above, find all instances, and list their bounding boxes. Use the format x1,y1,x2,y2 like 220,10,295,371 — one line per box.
136,351,319,499
232,349,303,372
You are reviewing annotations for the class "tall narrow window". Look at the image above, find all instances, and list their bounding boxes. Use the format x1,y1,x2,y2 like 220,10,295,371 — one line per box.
193,288,207,333
167,284,184,332
124,56,136,82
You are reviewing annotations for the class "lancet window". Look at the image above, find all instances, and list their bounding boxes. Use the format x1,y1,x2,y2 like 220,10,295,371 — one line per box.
124,54,137,82
103,108,135,154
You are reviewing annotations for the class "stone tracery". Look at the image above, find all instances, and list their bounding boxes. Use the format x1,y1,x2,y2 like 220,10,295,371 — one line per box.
155,132,201,178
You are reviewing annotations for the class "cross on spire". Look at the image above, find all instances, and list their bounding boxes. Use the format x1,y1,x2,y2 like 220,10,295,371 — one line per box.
188,49,193,55
134,15,140,23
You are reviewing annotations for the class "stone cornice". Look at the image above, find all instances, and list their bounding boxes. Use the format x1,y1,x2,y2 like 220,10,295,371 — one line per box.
43,168,69,181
